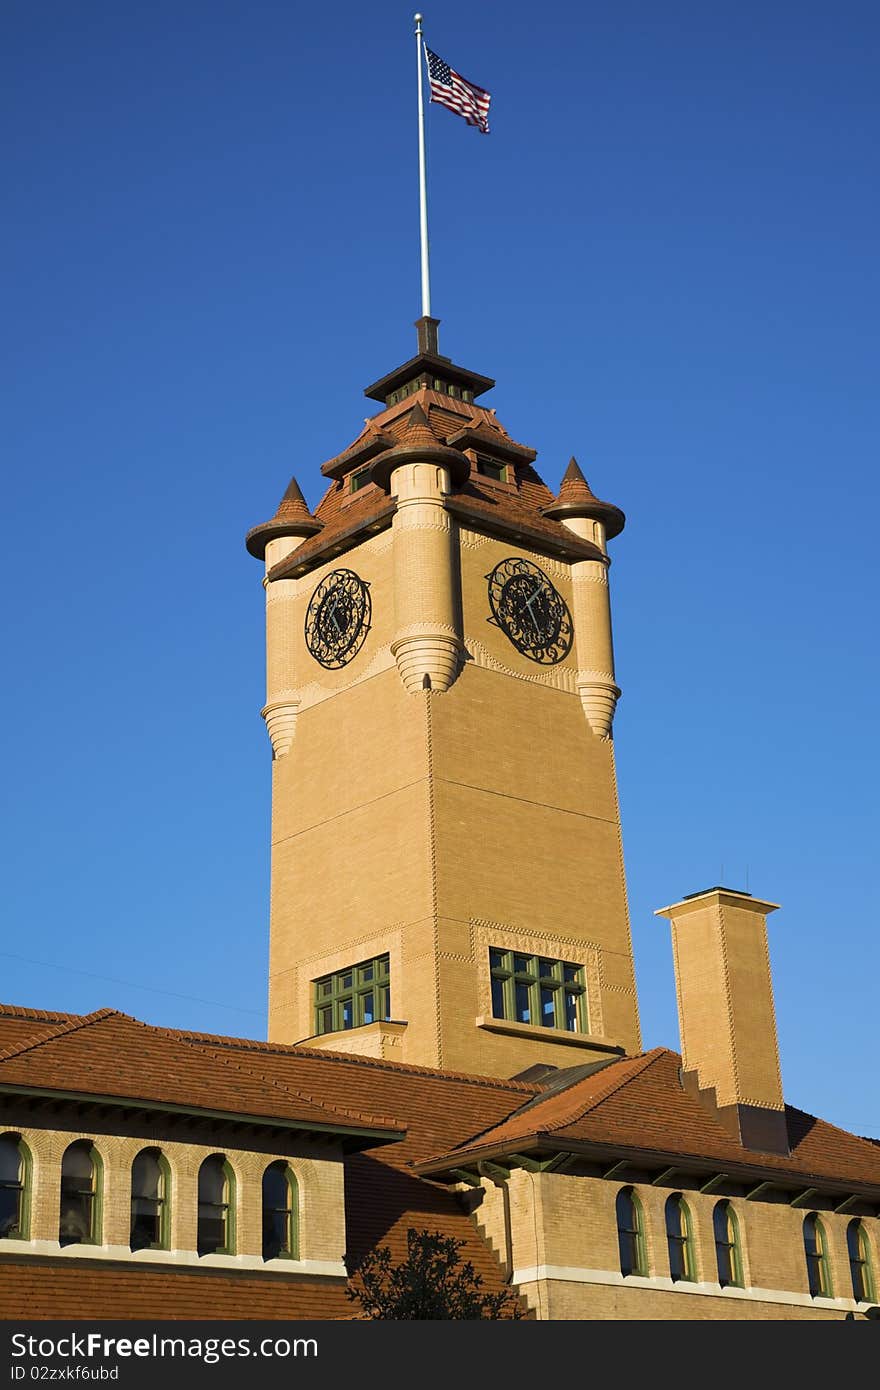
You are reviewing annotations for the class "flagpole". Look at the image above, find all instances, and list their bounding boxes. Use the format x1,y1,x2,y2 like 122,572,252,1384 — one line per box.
414,13,431,318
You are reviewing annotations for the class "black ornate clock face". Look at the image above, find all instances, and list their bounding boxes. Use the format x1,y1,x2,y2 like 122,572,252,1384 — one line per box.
304,569,371,669
486,557,573,665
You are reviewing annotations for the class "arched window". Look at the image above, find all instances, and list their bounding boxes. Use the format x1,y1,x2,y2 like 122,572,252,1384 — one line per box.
59,1141,100,1247
130,1149,170,1252
803,1213,832,1297
262,1162,298,1261
665,1194,696,1282
0,1134,30,1240
197,1155,234,1256
616,1187,647,1277
713,1201,743,1288
847,1220,875,1303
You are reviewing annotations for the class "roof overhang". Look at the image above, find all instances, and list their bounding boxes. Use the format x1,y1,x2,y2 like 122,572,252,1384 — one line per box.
268,501,397,581
415,1135,880,1209
364,353,495,404
445,497,606,564
0,1081,405,1152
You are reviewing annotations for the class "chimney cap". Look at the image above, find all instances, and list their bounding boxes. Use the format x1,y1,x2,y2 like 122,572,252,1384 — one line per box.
655,887,781,919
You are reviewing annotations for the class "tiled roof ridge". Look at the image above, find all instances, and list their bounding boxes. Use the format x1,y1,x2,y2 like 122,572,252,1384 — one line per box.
526,1047,672,1136
0,1002,81,1023
784,1101,880,1158
0,998,539,1095
0,1008,123,1064
150,1022,538,1094
372,387,511,437
413,1050,671,1168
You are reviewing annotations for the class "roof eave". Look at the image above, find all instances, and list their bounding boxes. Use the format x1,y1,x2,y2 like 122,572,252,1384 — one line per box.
0,1081,405,1151
363,353,495,404
267,501,397,580
445,427,537,465
415,1135,880,1203
444,497,606,563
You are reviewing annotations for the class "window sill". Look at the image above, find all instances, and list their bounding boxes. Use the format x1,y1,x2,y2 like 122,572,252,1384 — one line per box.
475,1016,625,1053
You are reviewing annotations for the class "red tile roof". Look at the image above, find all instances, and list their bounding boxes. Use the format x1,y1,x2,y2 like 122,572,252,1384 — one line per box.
0,1002,531,1305
0,1009,404,1142
263,389,606,581
417,1048,880,1193
3,1002,877,1320
0,1002,81,1053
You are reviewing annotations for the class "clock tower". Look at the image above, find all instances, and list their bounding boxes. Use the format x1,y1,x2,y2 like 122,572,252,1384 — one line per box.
246,321,641,1076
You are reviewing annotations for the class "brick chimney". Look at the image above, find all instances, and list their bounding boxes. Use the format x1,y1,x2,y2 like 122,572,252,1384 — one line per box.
655,888,789,1155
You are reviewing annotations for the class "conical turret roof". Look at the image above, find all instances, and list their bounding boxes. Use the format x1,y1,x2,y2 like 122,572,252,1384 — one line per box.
245,474,323,558
541,457,625,538
369,402,470,491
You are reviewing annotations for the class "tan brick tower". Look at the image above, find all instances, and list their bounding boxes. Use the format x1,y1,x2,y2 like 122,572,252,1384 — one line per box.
246,321,641,1076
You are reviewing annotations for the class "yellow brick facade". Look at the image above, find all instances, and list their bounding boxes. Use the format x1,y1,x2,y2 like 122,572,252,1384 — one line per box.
465,1169,879,1320
0,1118,347,1276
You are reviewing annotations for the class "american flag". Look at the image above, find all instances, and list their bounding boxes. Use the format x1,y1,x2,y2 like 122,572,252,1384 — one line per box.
425,46,490,134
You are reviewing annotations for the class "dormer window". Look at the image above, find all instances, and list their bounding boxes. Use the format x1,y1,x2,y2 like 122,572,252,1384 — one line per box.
350,467,372,494
475,455,507,483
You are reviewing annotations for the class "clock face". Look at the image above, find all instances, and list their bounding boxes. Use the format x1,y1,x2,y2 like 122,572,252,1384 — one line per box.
304,569,371,669
486,557,573,665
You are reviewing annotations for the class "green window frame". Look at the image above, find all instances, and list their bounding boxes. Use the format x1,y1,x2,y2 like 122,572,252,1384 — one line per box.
59,1140,102,1247
314,954,391,1035
0,1133,32,1241
713,1200,744,1288
616,1186,647,1277
349,467,372,494
665,1194,696,1282
847,1219,875,1303
488,948,587,1033
475,456,507,483
804,1212,832,1298
130,1148,171,1252
197,1154,236,1257
262,1162,299,1262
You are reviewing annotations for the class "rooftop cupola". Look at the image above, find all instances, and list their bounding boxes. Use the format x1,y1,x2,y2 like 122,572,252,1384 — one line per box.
363,317,495,408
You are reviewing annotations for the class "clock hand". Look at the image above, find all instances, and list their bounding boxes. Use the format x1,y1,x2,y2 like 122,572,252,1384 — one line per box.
523,584,544,634
326,594,343,636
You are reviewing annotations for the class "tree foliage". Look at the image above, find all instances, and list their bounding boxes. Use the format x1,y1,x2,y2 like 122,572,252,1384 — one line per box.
346,1227,524,1320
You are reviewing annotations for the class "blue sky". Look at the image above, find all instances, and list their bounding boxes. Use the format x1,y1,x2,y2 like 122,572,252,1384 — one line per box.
3,1,878,1135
